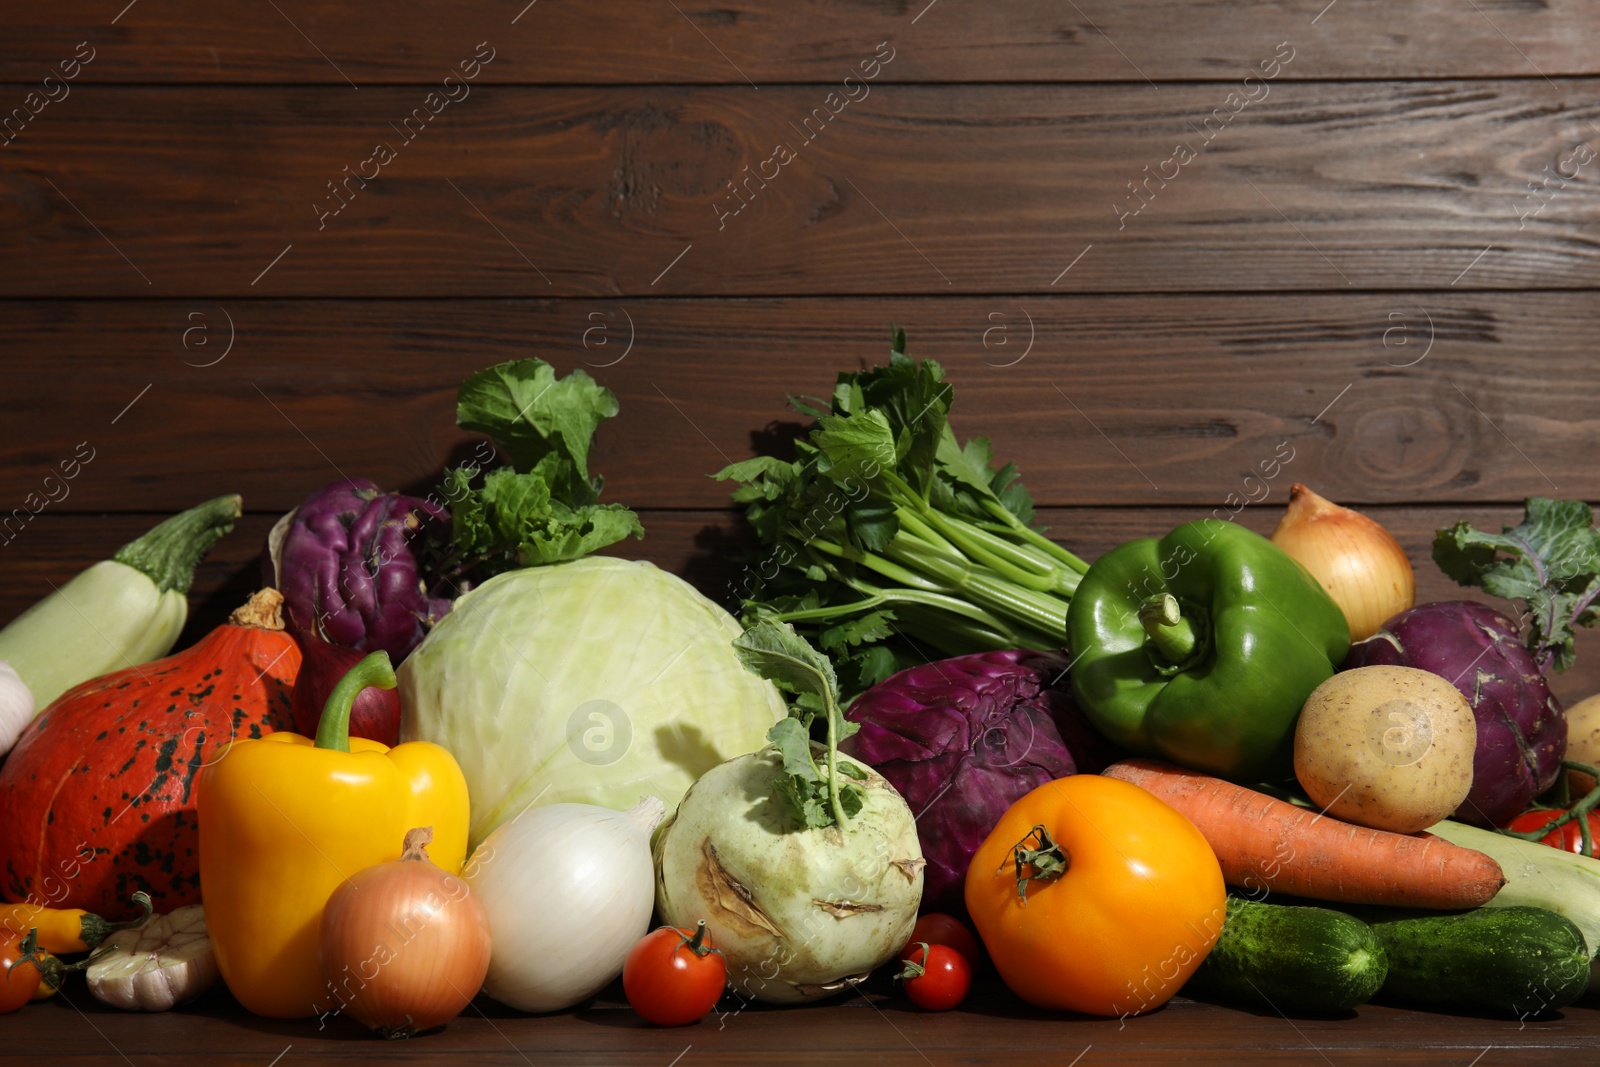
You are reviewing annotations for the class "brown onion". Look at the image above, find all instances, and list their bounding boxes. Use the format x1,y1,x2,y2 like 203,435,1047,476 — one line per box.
319,826,491,1037
1271,484,1415,641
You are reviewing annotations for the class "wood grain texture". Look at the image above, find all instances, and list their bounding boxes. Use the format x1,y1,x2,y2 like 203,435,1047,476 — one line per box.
10,506,1599,706
3,0,1598,84
5,82,1600,296
0,295,1589,513
8,982,1597,1065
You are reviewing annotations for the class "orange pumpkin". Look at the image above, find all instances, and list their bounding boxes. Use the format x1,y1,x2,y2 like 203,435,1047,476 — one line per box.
965,774,1226,1017
0,590,299,917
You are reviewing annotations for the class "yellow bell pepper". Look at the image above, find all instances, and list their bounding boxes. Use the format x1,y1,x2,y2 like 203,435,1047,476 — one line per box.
196,651,469,1019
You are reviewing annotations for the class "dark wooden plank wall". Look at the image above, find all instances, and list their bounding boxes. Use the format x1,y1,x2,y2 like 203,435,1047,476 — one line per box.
5,1,1600,82
3,3,1597,700
7,82,1600,295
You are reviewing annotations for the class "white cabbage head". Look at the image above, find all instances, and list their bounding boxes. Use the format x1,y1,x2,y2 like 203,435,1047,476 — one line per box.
400,556,785,847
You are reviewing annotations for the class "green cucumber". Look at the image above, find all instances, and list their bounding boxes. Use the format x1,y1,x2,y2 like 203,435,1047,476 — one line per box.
1371,906,1589,1017
1185,898,1387,1013
1427,818,1600,992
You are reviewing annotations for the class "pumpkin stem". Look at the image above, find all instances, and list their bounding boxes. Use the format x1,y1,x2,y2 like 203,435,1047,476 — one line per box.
314,651,396,752
114,494,242,594
229,588,286,631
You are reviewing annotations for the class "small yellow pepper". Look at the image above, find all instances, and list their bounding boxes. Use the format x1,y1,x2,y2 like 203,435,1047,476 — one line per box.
197,651,469,1019
0,898,147,956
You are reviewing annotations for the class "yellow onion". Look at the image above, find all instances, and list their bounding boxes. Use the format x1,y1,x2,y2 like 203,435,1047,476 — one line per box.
1271,484,1414,641
319,826,491,1037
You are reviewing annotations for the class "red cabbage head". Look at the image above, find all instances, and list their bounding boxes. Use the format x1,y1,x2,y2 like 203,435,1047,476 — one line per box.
842,649,1114,916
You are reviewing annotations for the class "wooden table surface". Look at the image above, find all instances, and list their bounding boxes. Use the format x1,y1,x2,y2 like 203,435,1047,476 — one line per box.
15,981,1600,1066
5,0,1600,1060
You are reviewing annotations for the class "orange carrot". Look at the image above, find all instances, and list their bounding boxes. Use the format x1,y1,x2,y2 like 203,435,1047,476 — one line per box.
1103,758,1506,910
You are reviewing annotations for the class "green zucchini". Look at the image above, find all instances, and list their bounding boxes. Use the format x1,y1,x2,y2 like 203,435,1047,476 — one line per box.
1184,898,1387,1013
1371,906,1589,1017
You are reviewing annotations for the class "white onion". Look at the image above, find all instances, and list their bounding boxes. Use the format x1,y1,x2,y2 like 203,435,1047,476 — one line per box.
0,662,33,756
465,797,663,1012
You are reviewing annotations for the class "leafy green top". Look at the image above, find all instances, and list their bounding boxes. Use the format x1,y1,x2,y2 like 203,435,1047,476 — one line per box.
445,359,642,576
733,619,866,830
715,329,1071,694
1434,497,1600,673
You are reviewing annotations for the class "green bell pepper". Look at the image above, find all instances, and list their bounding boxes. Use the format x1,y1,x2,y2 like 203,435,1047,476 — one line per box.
1066,519,1349,781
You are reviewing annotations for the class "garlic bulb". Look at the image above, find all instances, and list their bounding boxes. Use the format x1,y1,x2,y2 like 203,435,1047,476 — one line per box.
87,903,218,1011
0,662,35,756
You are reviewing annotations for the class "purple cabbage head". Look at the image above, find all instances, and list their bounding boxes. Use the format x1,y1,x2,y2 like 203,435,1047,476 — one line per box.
1344,600,1566,827
268,479,453,662
842,649,1114,917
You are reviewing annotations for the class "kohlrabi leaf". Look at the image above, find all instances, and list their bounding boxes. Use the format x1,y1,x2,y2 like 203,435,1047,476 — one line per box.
734,618,840,709
767,717,821,782
1434,497,1600,673
735,619,863,829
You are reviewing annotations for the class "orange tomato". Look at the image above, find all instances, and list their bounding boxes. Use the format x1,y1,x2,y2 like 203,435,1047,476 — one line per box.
965,774,1225,1017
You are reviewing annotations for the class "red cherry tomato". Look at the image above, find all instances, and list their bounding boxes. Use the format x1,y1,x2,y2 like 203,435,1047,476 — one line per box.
623,922,727,1027
898,942,971,1012
1508,808,1600,855
0,930,43,1015
900,913,982,971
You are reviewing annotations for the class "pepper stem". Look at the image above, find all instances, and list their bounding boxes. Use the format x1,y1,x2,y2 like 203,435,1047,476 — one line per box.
314,650,396,752
77,891,154,948
113,495,242,594
1001,823,1071,902
1140,594,1198,663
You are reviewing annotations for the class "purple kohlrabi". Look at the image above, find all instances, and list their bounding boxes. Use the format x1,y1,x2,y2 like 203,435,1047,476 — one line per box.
1345,600,1566,827
841,649,1114,917
267,479,453,662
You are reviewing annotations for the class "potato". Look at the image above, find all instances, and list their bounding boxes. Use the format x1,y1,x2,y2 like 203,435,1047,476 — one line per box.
1566,693,1600,794
1293,665,1476,834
